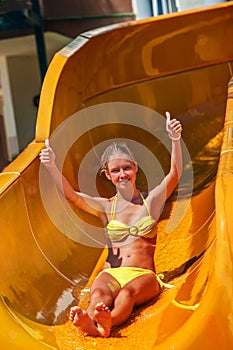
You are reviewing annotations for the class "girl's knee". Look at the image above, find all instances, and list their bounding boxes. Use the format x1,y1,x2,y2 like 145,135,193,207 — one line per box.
118,286,135,301
91,287,106,298
91,288,113,305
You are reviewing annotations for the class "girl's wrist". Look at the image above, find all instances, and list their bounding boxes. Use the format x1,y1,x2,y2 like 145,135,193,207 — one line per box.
168,134,181,141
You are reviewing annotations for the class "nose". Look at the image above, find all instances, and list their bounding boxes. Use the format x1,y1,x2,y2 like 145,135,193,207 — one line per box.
119,168,126,178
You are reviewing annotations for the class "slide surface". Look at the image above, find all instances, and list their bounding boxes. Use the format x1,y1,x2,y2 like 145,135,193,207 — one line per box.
1,3,233,349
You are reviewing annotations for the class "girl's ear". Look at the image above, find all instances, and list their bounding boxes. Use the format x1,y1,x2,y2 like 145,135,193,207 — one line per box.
104,170,111,180
134,162,138,173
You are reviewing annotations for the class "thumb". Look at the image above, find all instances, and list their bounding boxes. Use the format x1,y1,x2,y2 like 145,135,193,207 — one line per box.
45,139,50,148
165,111,170,131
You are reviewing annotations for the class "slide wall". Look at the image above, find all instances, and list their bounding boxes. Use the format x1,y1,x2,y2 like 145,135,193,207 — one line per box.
1,3,233,349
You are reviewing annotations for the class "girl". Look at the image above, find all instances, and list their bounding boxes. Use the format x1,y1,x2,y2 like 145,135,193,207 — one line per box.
39,112,182,337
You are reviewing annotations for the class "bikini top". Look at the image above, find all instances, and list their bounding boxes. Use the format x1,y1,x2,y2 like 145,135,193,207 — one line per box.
106,192,157,243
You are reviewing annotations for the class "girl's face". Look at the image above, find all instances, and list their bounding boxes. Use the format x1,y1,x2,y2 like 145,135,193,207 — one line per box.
105,155,138,190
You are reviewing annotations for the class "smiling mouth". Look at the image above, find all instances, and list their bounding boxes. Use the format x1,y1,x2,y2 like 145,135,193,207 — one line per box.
118,179,130,184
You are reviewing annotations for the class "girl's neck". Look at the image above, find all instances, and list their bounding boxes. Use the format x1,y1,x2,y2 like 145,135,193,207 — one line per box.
116,188,140,202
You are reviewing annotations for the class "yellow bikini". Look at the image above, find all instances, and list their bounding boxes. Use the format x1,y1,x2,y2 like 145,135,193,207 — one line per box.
97,193,158,289
98,266,157,290
106,192,157,242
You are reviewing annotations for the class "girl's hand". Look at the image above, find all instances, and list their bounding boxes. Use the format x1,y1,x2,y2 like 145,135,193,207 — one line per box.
165,111,182,140
39,139,56,168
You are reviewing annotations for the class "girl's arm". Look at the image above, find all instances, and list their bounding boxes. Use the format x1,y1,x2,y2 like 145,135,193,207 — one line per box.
163,111,183,198
39,140,106,218
151,112,183,203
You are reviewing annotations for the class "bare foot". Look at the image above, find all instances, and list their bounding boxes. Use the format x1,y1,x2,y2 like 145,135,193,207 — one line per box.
94,302,112,338
69,306,98,336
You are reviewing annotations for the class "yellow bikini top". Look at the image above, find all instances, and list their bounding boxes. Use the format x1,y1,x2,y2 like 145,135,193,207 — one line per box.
106,192,157,243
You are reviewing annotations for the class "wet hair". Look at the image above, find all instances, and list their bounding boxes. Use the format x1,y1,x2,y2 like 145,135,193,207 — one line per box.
99,142,136,174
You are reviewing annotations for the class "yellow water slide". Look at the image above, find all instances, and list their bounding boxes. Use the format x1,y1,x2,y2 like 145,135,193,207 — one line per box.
1,3,233,349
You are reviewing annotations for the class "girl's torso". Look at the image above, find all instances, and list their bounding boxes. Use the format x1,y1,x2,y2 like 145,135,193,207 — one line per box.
106,192,159,241
104,192,159,271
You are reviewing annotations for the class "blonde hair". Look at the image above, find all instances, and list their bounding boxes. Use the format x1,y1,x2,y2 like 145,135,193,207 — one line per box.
100,142,136,173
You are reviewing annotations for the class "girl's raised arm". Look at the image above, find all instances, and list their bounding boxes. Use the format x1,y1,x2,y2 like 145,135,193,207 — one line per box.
39,140,106,219
151,112,183,204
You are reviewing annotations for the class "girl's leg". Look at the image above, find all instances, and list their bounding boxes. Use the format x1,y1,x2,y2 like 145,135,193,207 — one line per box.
110,272,160,327
87,272,120,317
70,272,120,336
70,271,160,337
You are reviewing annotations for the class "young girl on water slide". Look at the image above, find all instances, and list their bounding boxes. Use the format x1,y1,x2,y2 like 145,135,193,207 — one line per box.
39,111,182,337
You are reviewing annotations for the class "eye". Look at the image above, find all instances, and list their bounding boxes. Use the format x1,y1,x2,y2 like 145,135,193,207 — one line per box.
111,168,119,173
124,166,133,171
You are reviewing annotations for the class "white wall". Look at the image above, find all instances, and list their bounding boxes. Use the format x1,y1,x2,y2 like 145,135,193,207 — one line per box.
0,32,71,160
177,0,225,11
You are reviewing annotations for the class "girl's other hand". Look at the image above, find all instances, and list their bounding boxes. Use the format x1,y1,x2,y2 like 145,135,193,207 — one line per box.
39,139,56,168
165,111,182,140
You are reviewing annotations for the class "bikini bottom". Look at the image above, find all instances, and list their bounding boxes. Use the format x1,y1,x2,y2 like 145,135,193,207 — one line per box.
96,266,156,290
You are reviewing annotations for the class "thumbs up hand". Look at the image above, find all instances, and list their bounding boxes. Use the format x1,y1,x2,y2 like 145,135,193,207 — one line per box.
39,139,56,168
165,111,182,141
